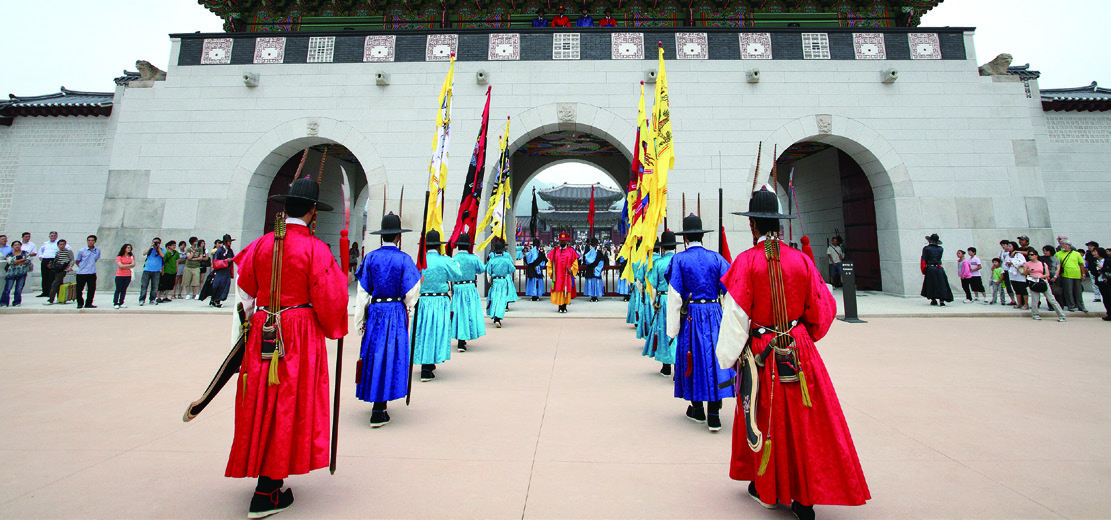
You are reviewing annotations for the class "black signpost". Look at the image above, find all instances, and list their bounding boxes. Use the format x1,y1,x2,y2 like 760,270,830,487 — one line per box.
839,260,866,323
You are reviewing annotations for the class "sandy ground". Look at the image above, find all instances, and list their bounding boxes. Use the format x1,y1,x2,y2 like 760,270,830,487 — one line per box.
1,312,1109,519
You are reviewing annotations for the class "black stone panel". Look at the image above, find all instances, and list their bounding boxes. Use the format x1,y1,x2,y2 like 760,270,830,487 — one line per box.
395,34,427,61
581,32,611,60
335,36,365,63
284,37,309,64
458,33,489,61
938,32,966,60
828,32,854,60
231,37,256,64
521,33,553,60
178,38,203,66
770,32,802,60
707,32,740,60
884,33,910,60
643,32,677,60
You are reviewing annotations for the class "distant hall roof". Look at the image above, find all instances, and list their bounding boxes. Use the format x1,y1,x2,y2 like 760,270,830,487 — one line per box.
1041,82,1111,112
537,184,624,206
0,87,114,125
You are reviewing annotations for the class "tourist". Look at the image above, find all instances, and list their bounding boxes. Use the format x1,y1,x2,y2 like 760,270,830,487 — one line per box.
157,240,179,303
20,232,37,274
173,240,188,299
450,233,486,352
987,258,1005,304
644,231,678,377
996,240,1016,305
223,177,348,519
1017,234,1032,252
209,234,235,308
956,249,973,303
73,234,101,309
920,234,953,306
551,5,572,26
576,5,593,26
531,9,548,27
1055,240,1088,312
1021,248,1066,322
182,239,203,299
826,236,845,288
1086,241,1102,303
355,212,420,428
1,240,30,307
0,235,10,257
138,237,164,306
524,238,547,301
45,239,74,305
1003,241,1028,310
546,232,579,313
665,213,733,433
582,237,605,302
1041,245,1064,306
598,8,617,26
349,242,360,276
966,247,986,301
1090,247,1111,320
413,230,461,382
113,244,135,309
37,231,63,297
716,186,869,519
485,240,516,328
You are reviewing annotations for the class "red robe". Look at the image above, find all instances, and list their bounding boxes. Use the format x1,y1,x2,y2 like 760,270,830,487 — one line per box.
721,242,869,506
226,223,349,479
552,14,572,26
546,245,579,304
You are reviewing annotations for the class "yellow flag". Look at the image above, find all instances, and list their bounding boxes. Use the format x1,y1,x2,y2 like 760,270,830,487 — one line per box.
619,83,648,282
477,118,512,251
639,45,674,272
425,53,455,251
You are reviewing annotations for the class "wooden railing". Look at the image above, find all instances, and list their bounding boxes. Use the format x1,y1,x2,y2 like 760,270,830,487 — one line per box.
508,265,626,296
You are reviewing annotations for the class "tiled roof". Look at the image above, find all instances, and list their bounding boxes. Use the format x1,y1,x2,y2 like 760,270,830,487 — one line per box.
537,184,625,205
114,70,141,86
1041,82,1111,112
1007,64,1041,81
538,209,624,225
1,87,114,123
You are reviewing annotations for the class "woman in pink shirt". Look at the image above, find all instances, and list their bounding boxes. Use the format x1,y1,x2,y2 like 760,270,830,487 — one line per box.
1021,249,1066,321
114,244,135,309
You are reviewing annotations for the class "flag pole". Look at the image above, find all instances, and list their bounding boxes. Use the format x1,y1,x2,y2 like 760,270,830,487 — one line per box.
407,188,430,407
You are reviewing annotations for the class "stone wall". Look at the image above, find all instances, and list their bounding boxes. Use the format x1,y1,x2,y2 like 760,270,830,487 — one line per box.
1033,106,1111,248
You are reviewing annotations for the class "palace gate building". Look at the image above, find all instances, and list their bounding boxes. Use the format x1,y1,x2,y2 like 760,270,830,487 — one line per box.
1,0,1109,297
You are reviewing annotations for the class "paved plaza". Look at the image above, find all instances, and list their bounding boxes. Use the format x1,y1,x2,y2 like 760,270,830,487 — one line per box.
1,309,1109,519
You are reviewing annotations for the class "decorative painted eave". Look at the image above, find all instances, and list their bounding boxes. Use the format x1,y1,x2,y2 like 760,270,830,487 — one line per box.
0,87,114,122
1041,82,1111,112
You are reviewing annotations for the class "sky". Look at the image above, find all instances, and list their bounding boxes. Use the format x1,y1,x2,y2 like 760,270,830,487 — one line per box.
2,0,1108,95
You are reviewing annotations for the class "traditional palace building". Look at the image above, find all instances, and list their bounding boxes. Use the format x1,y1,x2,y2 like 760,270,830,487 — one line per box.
1,0,1108,296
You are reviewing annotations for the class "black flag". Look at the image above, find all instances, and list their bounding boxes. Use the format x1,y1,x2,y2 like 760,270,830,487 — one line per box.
530,187,538,239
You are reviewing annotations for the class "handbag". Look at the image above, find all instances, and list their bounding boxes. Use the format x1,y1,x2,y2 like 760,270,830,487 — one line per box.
1029,262,1049,293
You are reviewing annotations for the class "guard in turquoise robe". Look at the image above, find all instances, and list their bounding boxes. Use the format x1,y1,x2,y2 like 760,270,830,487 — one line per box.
485,242,516,325
450,234,485,352
413,231,463,382
644,232,678,376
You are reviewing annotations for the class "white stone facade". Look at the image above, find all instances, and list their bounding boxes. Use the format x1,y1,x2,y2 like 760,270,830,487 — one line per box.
2,29,1108,297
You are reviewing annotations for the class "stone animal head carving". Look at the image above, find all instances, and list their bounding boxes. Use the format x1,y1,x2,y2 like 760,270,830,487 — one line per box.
136,60,167,81
978,53,1013,76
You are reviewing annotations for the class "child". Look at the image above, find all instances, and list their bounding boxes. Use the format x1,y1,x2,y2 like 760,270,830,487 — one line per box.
967,247,986,301
988,258,1005,305
957,250,973,303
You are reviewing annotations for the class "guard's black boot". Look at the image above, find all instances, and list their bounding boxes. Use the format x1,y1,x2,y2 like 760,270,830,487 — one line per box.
790,502,815,520
420,367,435,382
249,477,293,519
494,318,502,328
707,400,722,432
371,403,389,428
457,340,467,352
623,295,630,302
659,364,671,377
532,296,539,301
748,482,777,509
685,403,706,423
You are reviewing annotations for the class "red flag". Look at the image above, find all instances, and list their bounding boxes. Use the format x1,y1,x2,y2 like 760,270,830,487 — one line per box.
449,86,492,251
588,185,596,235
720,225,732,263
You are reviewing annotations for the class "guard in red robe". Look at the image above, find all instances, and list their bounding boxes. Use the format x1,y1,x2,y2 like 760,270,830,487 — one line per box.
551,5,572,26
226,178,349,518
716,187,869,520
546,232,579,313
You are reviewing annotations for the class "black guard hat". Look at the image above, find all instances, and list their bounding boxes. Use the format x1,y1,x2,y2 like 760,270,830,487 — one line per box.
734,187,795,220
268,177,334,212
370,212,412,235
675,214,714,235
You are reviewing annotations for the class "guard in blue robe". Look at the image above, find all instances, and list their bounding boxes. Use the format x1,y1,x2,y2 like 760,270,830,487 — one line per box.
616,255,631,300
413,231,463,382
582,238,605,301
355,213,420,428
666,215,735,433
485,242,516,326
450,234,485,352
644,232,678,376
576,7,593,26
531,10,548,26
524,238,547,300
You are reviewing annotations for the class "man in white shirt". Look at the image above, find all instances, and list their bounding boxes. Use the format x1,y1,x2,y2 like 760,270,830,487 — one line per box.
826,236,845,288
37,231,62,297
1003,241,1028,310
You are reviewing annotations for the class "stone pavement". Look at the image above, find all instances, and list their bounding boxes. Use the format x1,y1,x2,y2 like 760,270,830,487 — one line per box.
1,312,1109,519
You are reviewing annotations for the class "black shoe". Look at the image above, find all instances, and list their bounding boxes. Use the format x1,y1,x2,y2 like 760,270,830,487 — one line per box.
420,369,435,382
1102,316,1111,321
685,405,706,423
85,304,97,309
659,364,672,377
532,297,539,301
748,482,777,509
248,488,294,519
495,318,502,328
930,300,938,306
370,409,390,428
457,340,467,352
790,502,815,520
76,304,83,309
940,301,946,307
707,413,721,432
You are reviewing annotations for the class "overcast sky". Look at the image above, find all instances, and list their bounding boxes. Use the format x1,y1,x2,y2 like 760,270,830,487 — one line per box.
2,0,1106,94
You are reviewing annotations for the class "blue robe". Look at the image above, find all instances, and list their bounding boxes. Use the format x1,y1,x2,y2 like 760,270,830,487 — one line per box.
635,257,654,339
413,251,463,365
524,248,547,297
211,246,234,303
451,251,486,341
487,251,519,304
486,253,516,319
576,15,593,26
644,251,676,364
666,246,735,402
616,256,630,296
582,247,605,298
355,245,420,403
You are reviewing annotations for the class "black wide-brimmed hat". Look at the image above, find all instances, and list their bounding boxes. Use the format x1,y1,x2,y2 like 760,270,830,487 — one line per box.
657,230,680,248
675,214,714,235
222,233,235,243
268,177,334,212
734,187,795,220
453,233,474,247
424,230,447,246
369,212,412,235
925,233,942,245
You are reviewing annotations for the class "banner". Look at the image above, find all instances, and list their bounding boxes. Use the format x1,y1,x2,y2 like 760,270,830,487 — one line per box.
476,117,512,252
450,85,492,251
419,53,456,268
